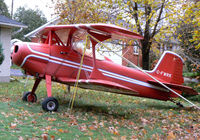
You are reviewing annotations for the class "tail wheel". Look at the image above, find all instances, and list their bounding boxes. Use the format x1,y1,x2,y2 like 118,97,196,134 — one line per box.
22,92,37,102
42,97,59,112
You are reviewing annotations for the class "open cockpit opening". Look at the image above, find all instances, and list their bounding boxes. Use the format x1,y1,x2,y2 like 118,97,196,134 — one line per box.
38,29,71,47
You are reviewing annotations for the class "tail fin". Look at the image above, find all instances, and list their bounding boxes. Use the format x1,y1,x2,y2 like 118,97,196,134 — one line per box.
149,51,184,85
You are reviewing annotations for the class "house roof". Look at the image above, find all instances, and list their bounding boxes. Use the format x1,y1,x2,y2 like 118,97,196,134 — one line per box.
0,15,27,28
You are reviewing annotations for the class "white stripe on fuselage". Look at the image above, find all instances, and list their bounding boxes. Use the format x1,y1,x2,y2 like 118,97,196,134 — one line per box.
22,43,168,92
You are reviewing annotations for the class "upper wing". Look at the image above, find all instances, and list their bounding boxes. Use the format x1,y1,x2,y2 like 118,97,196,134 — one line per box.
36,23,144,42
80,24,144,40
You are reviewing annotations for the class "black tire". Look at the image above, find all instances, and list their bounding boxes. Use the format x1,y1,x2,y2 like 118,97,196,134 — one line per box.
22,92,37,102
42,97,59,112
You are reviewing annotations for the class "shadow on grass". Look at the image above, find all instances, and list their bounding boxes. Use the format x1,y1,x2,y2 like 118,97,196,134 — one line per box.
55,96,192,119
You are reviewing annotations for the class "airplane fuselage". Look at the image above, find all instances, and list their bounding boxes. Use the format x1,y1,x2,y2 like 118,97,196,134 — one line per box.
12,42,171,101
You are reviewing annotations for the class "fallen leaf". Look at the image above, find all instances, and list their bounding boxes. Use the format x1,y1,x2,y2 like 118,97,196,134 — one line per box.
41,134,48,140
89,125,97,130
47,118,56,121
18,136,24,140
79,124,88,132
128,121,134,126
131,135,138,139
152,133,160,140
58,129,64,133
32,120,37,124
46,126,52,130
113,131,120,136
109,127,120,136
85,132,93,136
99,121,104,127
37,113,43,116
142,129,147,135
186,129,192,133
141,118,149,125
118,100,122,104
50,135,55,140
167,131,176,140
58,129,69,133
68,119,78,126
111,136,118,140
121,136,126,140
10,123,17,129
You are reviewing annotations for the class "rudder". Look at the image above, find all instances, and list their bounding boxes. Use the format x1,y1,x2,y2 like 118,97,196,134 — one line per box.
149,51,184,85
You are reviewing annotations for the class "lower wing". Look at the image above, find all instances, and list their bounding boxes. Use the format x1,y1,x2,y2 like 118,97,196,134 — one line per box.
57,77,139,95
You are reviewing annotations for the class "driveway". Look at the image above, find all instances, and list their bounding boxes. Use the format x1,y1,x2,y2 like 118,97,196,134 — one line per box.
10,69,24,77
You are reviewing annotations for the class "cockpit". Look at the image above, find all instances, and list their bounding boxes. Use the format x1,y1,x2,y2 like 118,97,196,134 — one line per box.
37,28,106,60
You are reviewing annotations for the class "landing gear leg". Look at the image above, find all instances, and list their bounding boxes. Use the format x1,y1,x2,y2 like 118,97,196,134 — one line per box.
42,75,59,112
22,78,41,102
45,75,52,97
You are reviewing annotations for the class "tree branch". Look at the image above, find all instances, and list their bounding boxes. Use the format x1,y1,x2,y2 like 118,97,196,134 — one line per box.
132,2,143,35
144,4,151,39
151,0,165,38
179,52,200,65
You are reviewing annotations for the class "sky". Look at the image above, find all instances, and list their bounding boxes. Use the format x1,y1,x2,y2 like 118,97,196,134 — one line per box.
4,0,55,20
4,0,122,64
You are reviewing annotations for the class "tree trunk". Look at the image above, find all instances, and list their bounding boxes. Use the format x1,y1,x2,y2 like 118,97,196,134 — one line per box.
141,40,151,70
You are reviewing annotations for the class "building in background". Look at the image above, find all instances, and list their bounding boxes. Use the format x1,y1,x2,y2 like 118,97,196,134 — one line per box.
122,45,142,67
0,15,27,82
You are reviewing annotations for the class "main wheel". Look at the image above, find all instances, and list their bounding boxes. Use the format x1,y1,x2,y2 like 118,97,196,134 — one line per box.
42,97,59,112
22,92,37,102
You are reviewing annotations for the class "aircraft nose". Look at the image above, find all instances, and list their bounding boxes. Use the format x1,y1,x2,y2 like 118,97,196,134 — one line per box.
13,45,19,53
11,43,26,67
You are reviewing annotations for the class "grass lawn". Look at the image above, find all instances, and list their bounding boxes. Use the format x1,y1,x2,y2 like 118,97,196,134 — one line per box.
0,76,200,140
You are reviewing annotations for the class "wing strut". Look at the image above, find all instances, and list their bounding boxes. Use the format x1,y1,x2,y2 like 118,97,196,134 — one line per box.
88,33,200,110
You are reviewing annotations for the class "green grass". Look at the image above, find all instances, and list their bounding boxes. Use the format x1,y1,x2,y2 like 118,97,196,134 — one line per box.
0,77,200,139
10,64,21,69
183,72,200,78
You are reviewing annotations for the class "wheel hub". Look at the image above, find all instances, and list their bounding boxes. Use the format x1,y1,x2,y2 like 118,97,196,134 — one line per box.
47,101,56,110
27,94,35,102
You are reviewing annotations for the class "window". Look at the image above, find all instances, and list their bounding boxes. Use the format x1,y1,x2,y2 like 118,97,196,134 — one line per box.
133,46,139,55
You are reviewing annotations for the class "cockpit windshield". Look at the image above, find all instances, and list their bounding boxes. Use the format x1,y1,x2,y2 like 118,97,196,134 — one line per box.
54,29,70,46
37,29,71,47
72,30,105,60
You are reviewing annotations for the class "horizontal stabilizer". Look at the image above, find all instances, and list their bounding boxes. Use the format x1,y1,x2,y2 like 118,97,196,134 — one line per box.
148,80,198,96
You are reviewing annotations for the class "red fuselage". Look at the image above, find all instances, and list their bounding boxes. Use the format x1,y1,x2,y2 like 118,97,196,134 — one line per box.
12,42,171,101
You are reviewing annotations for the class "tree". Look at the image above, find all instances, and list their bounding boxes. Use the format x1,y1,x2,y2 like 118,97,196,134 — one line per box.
0,43,4,65
0,0,10,17
110,0,186,70
12,7,47,41
176,0,200,74
54,0,196,70
176,1,200,62
54,0,111,24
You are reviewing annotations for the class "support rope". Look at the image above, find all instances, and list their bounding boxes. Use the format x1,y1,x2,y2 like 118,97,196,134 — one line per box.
88,33,200,110
68,35,89,113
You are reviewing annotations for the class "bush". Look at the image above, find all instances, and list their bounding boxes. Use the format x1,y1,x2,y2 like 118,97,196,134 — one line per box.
0,43,5,65
184,82,200,102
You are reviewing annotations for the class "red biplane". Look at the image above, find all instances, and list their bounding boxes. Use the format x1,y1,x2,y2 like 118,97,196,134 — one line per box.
11,24,198,111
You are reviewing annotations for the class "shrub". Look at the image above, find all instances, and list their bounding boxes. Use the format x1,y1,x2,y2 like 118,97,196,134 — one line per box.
0,43,4,65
